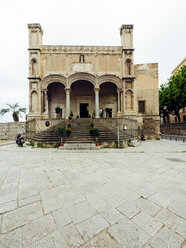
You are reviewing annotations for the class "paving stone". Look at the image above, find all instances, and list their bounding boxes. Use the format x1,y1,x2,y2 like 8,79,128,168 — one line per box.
52,208,71,228
122,191,140,202
147,226,184,248
175,220,186,238
85,193,110,212
0,192,17,205
132,211,163,236
18,194,40,207
19,184,39,200
100,207,124,225
42,196,65,214
134,197,162,216
100,192,126,208
156,209,182,229
168,200,186,219
76,214,109,242
50,231,70,248
0,215,2,233
0,200,17,214
0,229,22,248
67,201,96,224
25,236,55,248
108,216,150,247
148,192,173,207
22,215,57,246
63,190,86,208
117,202,140,219
2,202,43,233
81,231,122,247
60,223,84,247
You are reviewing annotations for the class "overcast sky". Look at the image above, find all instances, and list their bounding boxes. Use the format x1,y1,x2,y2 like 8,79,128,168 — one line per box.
0,0,186,122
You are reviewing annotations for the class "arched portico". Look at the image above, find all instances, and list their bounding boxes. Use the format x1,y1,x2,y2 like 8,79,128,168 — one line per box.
42,74,67,90
68,72,96,88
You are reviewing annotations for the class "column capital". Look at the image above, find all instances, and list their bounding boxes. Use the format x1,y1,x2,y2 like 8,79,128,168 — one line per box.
65,88,71,93
117,88,122,93
94,87,100,93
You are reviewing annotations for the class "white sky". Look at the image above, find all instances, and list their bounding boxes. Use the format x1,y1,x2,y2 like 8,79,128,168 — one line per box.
0,0,186,122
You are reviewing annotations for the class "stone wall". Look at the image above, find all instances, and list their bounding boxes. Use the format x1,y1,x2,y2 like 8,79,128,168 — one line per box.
160,122,186,136
0,122,26,140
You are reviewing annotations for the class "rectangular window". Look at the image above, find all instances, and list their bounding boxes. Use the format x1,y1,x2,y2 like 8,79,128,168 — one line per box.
138,101,145,114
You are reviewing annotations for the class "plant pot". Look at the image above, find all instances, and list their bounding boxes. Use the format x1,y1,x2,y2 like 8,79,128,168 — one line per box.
60,142,64,147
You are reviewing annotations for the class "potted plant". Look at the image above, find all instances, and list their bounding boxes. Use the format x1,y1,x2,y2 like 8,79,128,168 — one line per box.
67,123,71,129
55,107,62,119
70,111,73,117
66,128,71,137
94,128,100,146
58,127,66,146
68,115,72,122
90,122,94,129
92,110,95,119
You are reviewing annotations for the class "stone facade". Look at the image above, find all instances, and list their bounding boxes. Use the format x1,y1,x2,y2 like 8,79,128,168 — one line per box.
27,23,160,139
0,122,26,140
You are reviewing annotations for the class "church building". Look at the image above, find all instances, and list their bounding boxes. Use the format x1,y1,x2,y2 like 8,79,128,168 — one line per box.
27,24,160,139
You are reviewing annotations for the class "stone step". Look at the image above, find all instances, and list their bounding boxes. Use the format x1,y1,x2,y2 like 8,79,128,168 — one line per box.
60,143,100,150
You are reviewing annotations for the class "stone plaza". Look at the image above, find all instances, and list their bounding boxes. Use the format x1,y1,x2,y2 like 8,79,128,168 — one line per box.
0,140,185,247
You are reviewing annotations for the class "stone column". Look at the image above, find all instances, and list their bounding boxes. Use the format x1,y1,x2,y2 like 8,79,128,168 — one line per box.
117,89,121,112
43,89,49,117
94,88,100,118
65,88,71,118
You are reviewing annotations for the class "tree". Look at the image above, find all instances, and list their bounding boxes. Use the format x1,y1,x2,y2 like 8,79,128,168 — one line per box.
159,65,186,123
0,103,26,122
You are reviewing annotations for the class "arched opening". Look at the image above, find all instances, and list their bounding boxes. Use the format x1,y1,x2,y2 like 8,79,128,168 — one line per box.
31,58,37,75
126,90,133,111
125,58,131,75
31,91,38,112
99,82,117,118
47,82,66,118
71,80,94,118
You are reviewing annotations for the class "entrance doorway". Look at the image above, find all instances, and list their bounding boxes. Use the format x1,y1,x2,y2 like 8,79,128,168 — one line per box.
80,103,89,118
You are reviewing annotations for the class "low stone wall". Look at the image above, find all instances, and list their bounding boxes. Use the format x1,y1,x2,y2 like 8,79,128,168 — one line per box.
0,122,26,140
160,122,186,136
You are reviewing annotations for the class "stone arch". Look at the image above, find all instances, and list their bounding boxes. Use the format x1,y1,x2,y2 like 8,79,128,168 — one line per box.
31,90,38,112
68,73,96,88
41,74,67,90
31,58,37,75
98,75,122,88
125,89,134,111
125,58,132,75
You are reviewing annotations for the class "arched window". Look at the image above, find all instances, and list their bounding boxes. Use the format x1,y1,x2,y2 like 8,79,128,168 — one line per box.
79,54,85,63
31,58,37,75
125,59,131,75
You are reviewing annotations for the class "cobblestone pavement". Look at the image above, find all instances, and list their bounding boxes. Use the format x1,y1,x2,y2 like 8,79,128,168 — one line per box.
0,140,185,247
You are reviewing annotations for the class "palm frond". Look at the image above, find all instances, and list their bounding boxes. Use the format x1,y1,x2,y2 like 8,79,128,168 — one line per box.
18,108,27,113
0,108,10,115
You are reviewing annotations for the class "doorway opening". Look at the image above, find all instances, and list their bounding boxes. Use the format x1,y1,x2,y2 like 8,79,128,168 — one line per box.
80,103,89,118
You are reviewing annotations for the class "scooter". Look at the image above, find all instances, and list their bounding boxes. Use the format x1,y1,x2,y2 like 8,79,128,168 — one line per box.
16,133,25,147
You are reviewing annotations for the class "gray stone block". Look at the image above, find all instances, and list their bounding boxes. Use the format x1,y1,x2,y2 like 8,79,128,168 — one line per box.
117,202,140,219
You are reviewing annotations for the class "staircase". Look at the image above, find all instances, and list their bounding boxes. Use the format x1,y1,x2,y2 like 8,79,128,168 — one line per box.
34,118,135,145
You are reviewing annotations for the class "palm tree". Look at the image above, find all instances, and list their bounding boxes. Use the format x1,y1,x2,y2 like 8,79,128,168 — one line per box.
0,103,26,122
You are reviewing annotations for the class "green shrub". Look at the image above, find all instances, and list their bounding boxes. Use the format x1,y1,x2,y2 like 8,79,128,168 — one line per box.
37,143,43,148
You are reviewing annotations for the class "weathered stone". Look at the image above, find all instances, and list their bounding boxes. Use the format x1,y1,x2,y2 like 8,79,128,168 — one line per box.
0,200,17,214
100,207,124,225
2,202,43,233
52,208,71,228
81,231,122,248
175,220,186,238
76,214,109,241
22,215,57,246
149,192,173,207
19,194,40,207
25,236,55,248
134,197,162,216
108,216,150,247
67,201,96,224
60,223,84,247
0,192,17,205
156,209,182,229
147,226,184,248
168,200,186,219
132,211,163,235
0,229,22,248
50,231,70,248
117,202,140,219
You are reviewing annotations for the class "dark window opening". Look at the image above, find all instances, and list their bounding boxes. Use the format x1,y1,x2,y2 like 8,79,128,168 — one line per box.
138,101,145,114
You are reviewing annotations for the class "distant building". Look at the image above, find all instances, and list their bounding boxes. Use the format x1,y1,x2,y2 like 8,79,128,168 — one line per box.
27,24,160,139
